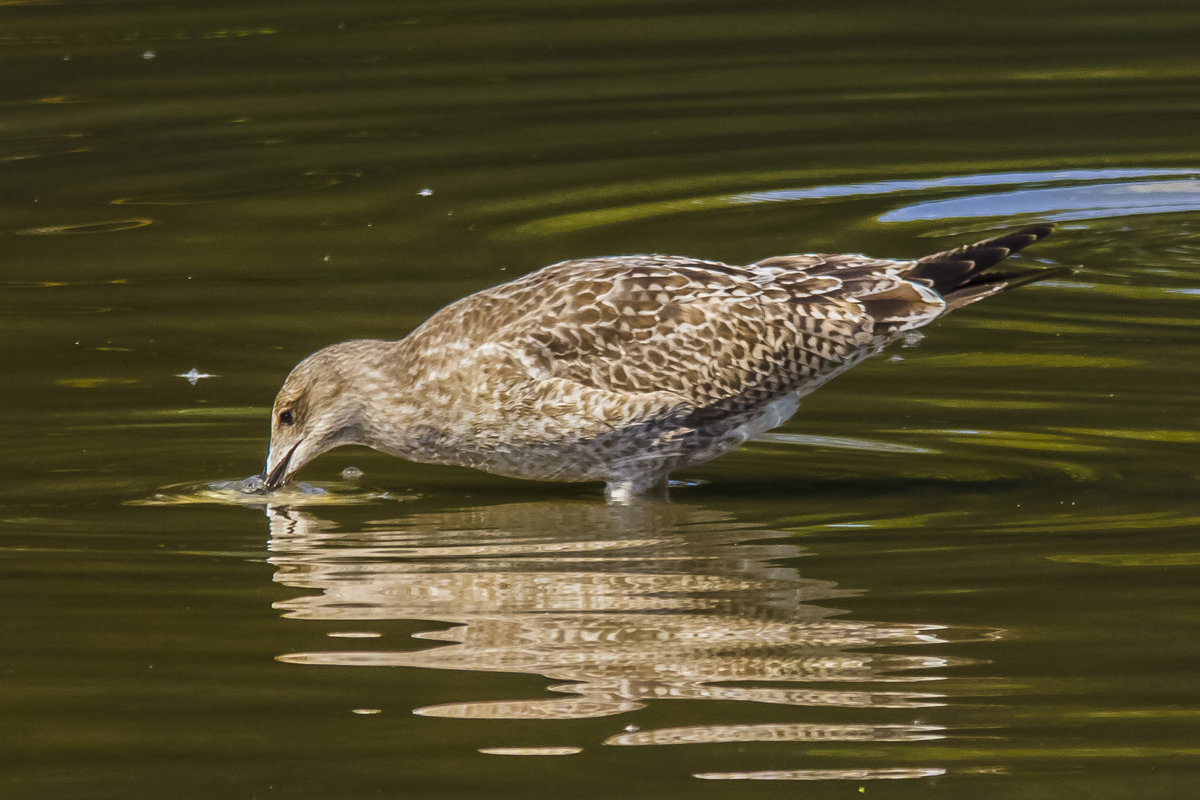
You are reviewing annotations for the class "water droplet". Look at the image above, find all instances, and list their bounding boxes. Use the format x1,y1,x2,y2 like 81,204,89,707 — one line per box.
176,368,218,385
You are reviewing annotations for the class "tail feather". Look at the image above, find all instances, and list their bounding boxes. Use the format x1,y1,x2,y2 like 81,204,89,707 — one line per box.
910,224,1069,311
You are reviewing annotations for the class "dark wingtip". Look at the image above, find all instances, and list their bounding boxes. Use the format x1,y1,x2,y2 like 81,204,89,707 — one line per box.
982,223,1056,256
913,223,1063,305
942,264,1075,311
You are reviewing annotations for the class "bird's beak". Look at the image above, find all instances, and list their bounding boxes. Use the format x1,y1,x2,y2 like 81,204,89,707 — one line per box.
262,442,299,490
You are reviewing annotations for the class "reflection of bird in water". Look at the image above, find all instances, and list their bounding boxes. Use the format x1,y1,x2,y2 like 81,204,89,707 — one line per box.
262,226,1066,501
267,501,1001,740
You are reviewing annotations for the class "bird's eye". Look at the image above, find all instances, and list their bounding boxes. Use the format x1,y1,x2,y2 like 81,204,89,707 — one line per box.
278,409,294,426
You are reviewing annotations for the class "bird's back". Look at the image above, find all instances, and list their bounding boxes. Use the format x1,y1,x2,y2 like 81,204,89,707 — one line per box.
370,226,1064,498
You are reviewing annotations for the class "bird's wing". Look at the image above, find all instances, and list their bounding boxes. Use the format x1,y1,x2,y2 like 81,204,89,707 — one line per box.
490,255,937,426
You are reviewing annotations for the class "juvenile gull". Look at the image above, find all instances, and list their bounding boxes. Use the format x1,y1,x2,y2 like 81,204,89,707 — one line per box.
263,225,1067,502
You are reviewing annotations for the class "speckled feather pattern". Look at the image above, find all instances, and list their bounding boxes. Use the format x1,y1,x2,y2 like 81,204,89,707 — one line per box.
265,225,1061,499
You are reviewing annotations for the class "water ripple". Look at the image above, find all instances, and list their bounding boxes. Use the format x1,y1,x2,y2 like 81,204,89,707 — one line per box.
882,179,1200,223
14,219,153,235
695,767,948,781
510,167,1200,235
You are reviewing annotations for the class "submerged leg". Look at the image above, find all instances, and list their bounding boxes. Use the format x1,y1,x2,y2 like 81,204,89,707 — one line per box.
648,475,672,500
604,474,671,504
604,480,636,505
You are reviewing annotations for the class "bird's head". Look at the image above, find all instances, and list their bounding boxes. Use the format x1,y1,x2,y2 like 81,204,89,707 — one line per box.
262,341,379,489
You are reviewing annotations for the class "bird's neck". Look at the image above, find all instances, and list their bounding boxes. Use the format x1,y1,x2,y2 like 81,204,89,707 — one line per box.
354,337,470,465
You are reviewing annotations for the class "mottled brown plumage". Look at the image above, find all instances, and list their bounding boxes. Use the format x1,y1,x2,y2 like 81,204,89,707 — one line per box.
264,225,1066,501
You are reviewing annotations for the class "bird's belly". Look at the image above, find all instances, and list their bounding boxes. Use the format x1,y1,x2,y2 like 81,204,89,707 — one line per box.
397,393,802,485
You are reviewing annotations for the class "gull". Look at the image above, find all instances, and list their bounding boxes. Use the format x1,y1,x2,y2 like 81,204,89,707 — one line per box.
262,225,1067,502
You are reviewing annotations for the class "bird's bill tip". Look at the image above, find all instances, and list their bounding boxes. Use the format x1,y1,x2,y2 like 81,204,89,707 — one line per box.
262,442,299,490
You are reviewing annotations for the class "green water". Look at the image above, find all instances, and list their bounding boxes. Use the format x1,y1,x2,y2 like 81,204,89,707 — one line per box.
3,1,1199,797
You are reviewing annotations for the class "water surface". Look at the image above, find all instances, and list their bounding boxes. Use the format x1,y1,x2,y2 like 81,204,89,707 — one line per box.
2,1,1198,798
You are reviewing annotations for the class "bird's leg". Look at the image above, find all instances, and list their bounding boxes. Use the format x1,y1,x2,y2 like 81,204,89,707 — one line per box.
648,475,672,501
604,474,672,505
604,480,636,505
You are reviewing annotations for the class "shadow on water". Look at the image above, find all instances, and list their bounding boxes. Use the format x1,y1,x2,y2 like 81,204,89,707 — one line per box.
262,500,1001,781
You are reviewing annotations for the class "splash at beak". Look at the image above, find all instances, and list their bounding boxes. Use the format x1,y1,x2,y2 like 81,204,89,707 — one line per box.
262,442,299,490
